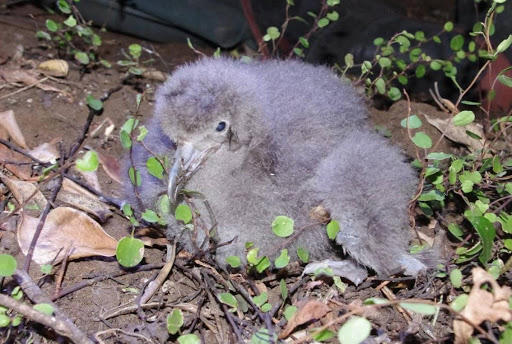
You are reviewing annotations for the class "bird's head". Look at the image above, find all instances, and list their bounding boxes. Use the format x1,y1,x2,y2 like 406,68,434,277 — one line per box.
153,60,266,203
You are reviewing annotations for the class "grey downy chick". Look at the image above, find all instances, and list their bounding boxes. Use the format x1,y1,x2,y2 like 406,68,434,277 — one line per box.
126,57,426,277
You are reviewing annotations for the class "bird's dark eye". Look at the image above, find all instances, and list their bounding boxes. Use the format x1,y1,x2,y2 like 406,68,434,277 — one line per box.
216,121,226,132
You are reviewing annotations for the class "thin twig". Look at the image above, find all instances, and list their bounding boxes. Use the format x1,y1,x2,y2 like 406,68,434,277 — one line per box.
14,269,93,343
23,173,63,271
0,293,93,344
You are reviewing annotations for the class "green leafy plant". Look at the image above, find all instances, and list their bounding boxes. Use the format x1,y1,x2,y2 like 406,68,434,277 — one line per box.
117,43,154,76
35,0,108,67
262,0,340,58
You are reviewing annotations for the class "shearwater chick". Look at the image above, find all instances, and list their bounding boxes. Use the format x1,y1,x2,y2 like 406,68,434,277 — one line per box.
126,57,427,277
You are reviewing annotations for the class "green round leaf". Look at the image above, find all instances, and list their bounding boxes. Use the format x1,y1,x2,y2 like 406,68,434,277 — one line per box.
450,294,469,312
142,209,159,223
498,74,512,88
265,26,280,40
452,110,475,127
128,167,141,186
375,78,386,94
255,256,271,273
297,247,309,263
415,64,426,78
338,316,371,344
116,236,144,268
426,152,452,160
378,57,391,68
33,303,54,316
272,216,294,237
274,249,290,268
283,305,297,321
373,37,384,46
175,204,192,224
57,0,71,13
313,329,336,341
11,314,22,327
326,11,339,21
344,53,354,67
218,292,238,309
226,256,241,268
45,19,58,32
63,15,77,27
86,94,103,111
430,60,442,70
252,292,268,307
415,31,425,41
450,34,465,51
387,87,401,101
0,314,10,327
75,150,99,172
0,254,17,277
444,21,454,32
74,51,90,65
412,132,432,149
167,309,184,335
129,43,142,59
11,286,22,300
450,269,463,288
326,220,340,240
317,18,330,28
146,157,164,179
177,334,200,344
36,31,51,40
400,115,422,129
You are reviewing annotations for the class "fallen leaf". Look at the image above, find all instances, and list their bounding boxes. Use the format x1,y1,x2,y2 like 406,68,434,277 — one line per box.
0,68,71,98
38,59,69,77
57,178,113,222
17,207,118,265
453,267,512,343
0,110,28,149
135,227,168,247
142,69,167,82
0,175,47,211
74,166,102,192
0,145,32,179
424,114,484,152
96,151,122,184
28,142,59,163
279,300,330,339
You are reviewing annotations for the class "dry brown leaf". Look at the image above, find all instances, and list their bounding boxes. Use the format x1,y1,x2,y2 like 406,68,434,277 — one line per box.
0,68,71,97
75,167,102,192
0,175,47,211
423,114,485,152
142,69,167,82
279,299,330,339
454,267,512,344
0,145,32,179
135,227,168,247
57,178,113,222
17,207,118,265
0,110,28,149
28,142,59,163
37,59,69,77
96,151,122,184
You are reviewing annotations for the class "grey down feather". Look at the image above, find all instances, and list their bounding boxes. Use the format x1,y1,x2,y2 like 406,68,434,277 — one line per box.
125,57,427,277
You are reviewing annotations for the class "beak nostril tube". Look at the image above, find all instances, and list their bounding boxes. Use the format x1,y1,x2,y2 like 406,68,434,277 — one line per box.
124,57,433,280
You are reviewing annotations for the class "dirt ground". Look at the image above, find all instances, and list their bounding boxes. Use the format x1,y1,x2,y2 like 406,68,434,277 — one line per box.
0,3,465,344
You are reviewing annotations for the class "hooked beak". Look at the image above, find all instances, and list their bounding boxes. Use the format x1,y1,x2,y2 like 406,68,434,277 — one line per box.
168,141,214,203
